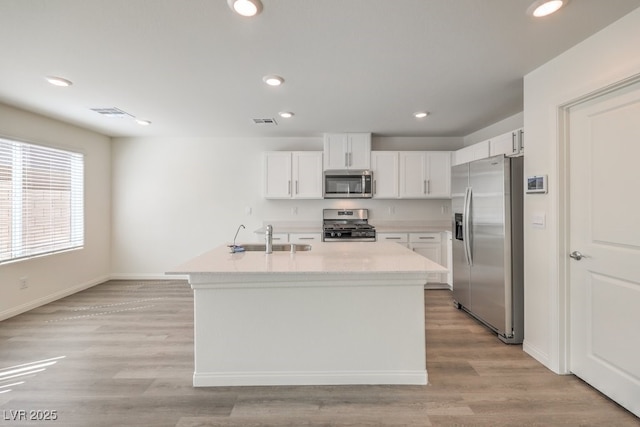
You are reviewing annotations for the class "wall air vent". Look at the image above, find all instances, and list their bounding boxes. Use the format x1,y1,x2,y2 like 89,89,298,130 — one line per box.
252,118,278,126
90,107,131,118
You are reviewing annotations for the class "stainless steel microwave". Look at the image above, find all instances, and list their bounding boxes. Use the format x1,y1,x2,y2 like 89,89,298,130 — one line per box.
323,170,373,199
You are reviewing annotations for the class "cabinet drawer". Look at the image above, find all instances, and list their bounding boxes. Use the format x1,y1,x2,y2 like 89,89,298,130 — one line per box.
271,233,289,243
409,232,441,243
377,233,409,243
289,233,322,243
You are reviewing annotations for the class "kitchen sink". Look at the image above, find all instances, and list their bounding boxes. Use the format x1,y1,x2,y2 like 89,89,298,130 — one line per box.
230,243,312,252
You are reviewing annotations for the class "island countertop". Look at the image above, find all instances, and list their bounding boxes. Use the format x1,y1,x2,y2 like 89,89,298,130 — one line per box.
169,241,436,387
168,241,447,276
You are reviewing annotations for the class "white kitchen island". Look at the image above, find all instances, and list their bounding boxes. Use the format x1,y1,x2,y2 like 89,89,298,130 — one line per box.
168,241,446,387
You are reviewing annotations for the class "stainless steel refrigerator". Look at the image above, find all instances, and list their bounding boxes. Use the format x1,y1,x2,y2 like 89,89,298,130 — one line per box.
451,155,524,344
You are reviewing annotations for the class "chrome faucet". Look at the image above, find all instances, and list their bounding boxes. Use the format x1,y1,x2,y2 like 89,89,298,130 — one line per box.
265,224,273,254
233,224,245,247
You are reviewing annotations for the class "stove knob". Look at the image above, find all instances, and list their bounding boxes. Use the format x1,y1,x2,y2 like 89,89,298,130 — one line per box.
337,232,342,237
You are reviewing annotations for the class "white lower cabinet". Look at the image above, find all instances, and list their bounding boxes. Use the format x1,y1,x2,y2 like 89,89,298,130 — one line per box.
256,232,322,244
409,233,445,287
377,232,410,248
378,231,450,289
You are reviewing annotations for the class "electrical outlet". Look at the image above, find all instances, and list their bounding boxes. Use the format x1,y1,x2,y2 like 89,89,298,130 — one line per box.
19,277,28,290
291,207,298,215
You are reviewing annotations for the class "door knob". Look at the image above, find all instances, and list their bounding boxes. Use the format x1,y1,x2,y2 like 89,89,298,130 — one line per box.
569,251,585,261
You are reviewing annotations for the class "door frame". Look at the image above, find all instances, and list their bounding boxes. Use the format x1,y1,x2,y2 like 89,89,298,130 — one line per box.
556,72,640,375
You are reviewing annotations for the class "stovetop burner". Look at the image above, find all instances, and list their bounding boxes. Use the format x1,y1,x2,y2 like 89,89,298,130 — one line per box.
322,209,376,242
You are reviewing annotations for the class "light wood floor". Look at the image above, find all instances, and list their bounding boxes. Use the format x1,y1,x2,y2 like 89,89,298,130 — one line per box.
1,280,637,426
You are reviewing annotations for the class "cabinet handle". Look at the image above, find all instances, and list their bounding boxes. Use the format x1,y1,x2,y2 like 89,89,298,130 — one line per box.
386,237,402,240
512,132,517,153
298,237,315,240
288,180,291,195
418,236,435,240
345,152,349,167
423,180,427,194
519,129,524,151
373,180,377,195
426,180,430,194
296,180,299,194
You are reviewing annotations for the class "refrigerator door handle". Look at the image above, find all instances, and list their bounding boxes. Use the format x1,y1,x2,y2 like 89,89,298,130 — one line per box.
463,186,473,266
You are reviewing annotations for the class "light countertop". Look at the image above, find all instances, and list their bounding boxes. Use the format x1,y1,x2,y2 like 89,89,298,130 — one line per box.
168,241,447,275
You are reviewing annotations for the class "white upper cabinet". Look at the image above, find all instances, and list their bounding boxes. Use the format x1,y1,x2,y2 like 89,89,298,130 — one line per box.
323,133,371,170
263,152,292,198
399,151,452,199
370,151,399,199
489,128,524,157
264,151,323,199
453,140,490,166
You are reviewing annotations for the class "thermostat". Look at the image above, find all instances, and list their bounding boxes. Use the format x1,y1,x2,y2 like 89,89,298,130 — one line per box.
527,175,547,194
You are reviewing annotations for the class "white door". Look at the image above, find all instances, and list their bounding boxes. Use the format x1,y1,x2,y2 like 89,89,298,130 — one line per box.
568,79,640,417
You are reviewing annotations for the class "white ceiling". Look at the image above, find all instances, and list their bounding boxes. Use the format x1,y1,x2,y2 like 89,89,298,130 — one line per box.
1,0,639,139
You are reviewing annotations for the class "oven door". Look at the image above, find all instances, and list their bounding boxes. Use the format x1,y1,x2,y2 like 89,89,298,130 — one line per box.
324,170,372,199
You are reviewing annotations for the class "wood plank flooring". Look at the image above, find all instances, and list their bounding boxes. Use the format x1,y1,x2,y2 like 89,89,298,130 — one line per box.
1,280,637,426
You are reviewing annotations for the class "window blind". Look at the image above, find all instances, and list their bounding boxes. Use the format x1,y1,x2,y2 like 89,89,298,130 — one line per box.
0,137,84,263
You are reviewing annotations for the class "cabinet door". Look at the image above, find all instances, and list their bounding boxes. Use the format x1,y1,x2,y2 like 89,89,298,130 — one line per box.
347,133,371,169
323,133,349,169
489,130,519,157
453,145,473,166
292,152,323,199
371,151,399,198
399,152,426,198
412,243,443,283
411,232,445,284
425,151,451,198
323,133,371,169
515,128,524,156
264,152,292,198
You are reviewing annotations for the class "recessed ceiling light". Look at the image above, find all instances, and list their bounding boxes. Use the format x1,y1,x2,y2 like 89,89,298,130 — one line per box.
135,119,152,126
527,0,568,17
414,112,429,119
227,0,263,17
278,112,294,118
45,76,73,87
263,75,284,86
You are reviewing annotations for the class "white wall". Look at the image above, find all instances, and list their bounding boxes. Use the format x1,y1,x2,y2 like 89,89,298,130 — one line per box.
523,8,640,373
0,104,111,320
110,136,461,277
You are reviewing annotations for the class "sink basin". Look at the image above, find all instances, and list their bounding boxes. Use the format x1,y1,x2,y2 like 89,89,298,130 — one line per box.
230,243,312,253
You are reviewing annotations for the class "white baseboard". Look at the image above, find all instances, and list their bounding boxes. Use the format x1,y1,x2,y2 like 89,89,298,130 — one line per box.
523,340,557,372
0,275,109,321
193,370,428,387
109,273,188,281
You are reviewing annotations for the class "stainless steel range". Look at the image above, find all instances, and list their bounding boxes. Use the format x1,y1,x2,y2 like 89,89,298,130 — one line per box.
322,208,376,242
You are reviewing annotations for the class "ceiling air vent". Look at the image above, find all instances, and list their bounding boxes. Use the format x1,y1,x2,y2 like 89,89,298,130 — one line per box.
90,107,131,118
252,118,278,126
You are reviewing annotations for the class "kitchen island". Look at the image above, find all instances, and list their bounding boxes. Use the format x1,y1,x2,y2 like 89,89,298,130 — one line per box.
168,241,446,387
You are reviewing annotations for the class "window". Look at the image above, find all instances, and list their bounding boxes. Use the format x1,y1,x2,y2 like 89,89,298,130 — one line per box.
0,137,84,263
